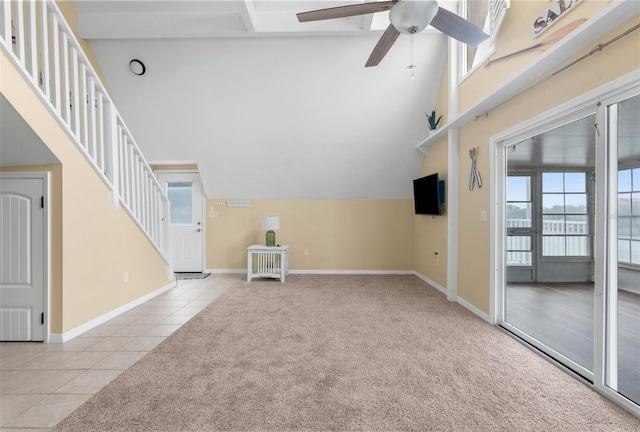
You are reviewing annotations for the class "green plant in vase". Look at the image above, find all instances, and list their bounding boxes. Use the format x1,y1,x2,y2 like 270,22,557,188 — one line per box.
426,110,442,131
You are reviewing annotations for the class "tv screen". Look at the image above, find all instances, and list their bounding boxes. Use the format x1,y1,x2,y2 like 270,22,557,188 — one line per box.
413,173,444,215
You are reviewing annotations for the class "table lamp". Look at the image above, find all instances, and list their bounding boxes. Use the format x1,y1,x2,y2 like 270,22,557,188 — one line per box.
261,216,280,247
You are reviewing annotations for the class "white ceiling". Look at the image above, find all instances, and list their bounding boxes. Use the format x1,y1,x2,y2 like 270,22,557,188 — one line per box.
508,94,640,170
76,0,452,199
74,1,460,39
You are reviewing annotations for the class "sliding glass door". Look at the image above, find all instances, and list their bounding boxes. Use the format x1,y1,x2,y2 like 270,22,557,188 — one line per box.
503,116,595,378
607,93,640,405
495,83,640,415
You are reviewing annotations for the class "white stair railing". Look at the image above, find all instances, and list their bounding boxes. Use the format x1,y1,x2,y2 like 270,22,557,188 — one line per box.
0,0,170,263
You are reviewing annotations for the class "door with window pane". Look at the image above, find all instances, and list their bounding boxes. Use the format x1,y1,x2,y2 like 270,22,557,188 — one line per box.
503,115,596,379
157,172,204,272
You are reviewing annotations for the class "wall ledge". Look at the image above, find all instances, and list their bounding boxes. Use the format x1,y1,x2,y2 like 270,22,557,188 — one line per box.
417,0,639,155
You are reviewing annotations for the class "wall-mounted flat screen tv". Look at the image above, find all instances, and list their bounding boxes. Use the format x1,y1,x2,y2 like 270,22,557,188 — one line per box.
413,173,445,215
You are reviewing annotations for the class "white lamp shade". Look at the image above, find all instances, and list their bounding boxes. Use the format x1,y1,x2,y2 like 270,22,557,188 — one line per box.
261,216,280,231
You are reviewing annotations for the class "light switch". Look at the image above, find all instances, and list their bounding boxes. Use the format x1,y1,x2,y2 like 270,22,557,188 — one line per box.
480,210,487,222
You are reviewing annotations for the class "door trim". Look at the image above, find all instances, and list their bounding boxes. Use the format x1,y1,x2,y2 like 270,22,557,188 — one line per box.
0,172,50,343
154,170,206,272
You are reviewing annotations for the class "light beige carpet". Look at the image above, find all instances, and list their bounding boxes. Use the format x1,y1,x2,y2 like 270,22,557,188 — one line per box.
53,275,639,431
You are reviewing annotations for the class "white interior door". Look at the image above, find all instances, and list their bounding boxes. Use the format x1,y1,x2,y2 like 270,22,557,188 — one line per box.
157,172,204,272
0,176,45,341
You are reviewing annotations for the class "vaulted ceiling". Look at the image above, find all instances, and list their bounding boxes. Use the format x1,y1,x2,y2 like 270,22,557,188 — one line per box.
74,0,454,199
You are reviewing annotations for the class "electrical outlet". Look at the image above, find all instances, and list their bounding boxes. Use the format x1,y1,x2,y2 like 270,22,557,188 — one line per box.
124,272,129,283
304,249,309,256
480,210,488,222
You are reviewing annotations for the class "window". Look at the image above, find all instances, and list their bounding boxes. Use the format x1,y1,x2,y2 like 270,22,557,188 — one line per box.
167,182,192,225
617,168,640,265
460,0,509,79
506,176,533,266
541,172,589,257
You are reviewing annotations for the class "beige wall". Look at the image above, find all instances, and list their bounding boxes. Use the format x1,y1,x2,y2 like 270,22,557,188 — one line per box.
2,50,172,333
206,199,415,271
414,51,450,287
151,164,199,172
420,3,640,314
459,0,611,112
414,138,448,287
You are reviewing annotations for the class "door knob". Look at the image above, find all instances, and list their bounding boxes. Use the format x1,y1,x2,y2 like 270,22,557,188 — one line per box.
196,228,202,232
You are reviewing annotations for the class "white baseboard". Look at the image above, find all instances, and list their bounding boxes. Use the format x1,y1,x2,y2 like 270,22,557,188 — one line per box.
213,269,491,323
290,269,415,275
455,296,491,322
207,269,415,276
207,269,245,274
48,280,178,343
413,271,447,296
412,271,490,323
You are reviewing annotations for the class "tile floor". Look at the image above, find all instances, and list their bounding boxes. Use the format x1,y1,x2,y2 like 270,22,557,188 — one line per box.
0,273,243,431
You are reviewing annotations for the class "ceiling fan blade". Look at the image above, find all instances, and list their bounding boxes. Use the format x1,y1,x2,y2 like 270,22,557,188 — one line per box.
365,23,401,67
297,1,395,23
430,7,489,46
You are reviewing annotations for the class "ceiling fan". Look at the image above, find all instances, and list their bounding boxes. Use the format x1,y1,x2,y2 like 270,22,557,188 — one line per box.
297,0,490,67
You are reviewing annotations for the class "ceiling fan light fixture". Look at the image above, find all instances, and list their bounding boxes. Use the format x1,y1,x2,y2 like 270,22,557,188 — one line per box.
389,0,438,35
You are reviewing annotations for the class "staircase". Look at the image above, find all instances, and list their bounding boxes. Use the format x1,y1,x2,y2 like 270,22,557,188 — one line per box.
0,0,171,262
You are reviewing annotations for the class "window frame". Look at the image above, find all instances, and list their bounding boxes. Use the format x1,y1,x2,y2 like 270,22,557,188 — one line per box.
505,174,535,268
167,181,194,227
539,170,591,259
458,0,509,84
616,165,640,268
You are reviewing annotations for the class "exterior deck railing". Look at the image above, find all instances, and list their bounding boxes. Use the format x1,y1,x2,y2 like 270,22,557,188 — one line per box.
506,219,589,265
0,0,170,263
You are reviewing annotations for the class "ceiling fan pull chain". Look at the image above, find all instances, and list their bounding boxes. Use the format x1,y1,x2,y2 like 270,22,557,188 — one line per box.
408,32,416,80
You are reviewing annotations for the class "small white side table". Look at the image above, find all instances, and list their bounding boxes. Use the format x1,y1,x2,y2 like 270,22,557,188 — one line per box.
247,245,289,283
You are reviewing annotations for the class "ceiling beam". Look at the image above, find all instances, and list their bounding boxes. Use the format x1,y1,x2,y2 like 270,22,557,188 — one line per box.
361,13,374,31
237,0,257,33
